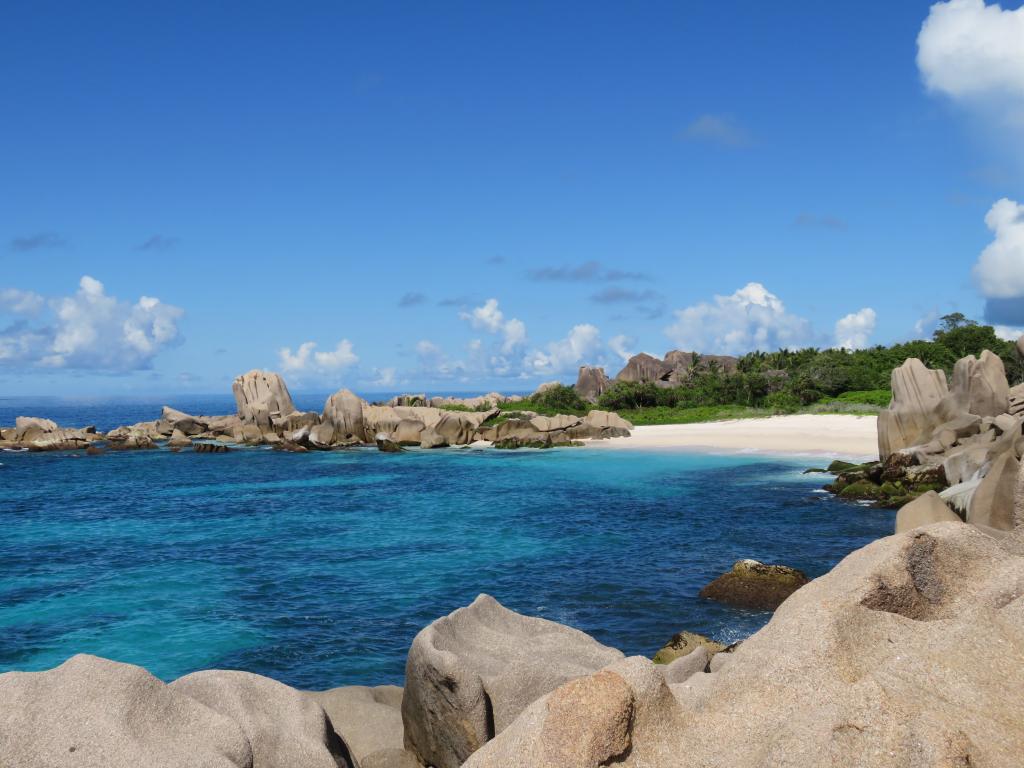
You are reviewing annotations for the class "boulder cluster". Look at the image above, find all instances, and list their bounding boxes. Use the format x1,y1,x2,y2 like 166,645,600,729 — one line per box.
573,350,743,402
828,341,1024,535
0,370,632,453
4,521,1023,767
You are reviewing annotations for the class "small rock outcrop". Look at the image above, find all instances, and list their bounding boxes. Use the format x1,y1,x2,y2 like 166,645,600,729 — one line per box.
615,353,672,384
401,594,624,768
232,370,297,429
698,559,809,611
877,358,950,459
307,685,418,768
322,389,366,444
651,631,725,665
462,656,686,768
575,365,611,403
967,449,1020,530
169,669,354,768
894,490,962,533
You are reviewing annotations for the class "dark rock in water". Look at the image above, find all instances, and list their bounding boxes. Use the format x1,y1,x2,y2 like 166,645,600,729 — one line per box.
826,459,857,473
375,434,404,453
699,559,809,611
802,467,828,474
652,631,725,665
493,436,550,449
85,446,104,457
107,435,157,451
193,442,231,454
275,441,308,453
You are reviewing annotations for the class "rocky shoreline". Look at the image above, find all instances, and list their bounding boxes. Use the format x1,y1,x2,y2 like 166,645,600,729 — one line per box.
3,520,1022,767
0,369,632,454
823,342,1024,536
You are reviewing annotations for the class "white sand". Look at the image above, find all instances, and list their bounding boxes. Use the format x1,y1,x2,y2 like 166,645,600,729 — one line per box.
586,414,878,461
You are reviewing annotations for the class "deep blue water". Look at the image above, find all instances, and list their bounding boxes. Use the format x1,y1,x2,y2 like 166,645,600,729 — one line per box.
0,398,894,690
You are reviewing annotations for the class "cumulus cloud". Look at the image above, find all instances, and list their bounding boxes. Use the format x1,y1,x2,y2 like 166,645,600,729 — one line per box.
460,298,527,353
918,0,1024,143
525,324,602,376
0,275,183,370
0,288,44,315
664,283,815,355
994,324,1024,341
278,339,358,372
973,198,1024,299
835,308,878,350
679,114,751,148
608,334,635,362
918,0,1024,100
371,367,397,387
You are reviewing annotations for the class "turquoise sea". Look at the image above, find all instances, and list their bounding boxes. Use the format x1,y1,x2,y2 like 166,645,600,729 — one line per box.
0,396,893,689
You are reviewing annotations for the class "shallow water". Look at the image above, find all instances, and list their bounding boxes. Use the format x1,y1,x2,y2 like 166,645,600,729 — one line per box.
0,425,893,689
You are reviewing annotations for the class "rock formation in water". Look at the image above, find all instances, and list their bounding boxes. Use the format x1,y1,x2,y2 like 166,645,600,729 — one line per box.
698,559,809,610
0,371,632,453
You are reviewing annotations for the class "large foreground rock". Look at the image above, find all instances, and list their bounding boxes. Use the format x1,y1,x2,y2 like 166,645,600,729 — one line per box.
0,654,252,768
466,524,1024,766
699,559,809,610
169,669,353,768
401,594,624,768
232,370,296,429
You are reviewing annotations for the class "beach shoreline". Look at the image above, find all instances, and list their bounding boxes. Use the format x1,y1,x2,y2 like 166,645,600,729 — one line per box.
584,414,879,462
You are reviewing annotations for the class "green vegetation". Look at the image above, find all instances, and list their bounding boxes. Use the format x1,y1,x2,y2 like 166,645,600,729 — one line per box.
445,315,1021,428
596,314,1021,419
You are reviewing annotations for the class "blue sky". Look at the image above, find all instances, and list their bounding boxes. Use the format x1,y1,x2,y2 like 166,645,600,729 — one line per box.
2,0,1023,395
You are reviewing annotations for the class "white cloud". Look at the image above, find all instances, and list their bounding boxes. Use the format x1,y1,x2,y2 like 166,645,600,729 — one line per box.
278,339,358,372
461,298,527,354
462,298,505,333
609,334,634,362
0,288,44,315
994,324,1024,341
835,308,877,350
664,283,815,355
371,367,397,387
526,324,601,376
973,198,1024,298
0,275,183,371
917,0,1024,100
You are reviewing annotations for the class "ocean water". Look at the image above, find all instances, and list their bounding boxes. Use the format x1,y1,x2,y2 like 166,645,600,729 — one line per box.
0,397,894,690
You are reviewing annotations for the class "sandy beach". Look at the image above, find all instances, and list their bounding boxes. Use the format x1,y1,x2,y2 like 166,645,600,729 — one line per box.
585,414,879,460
